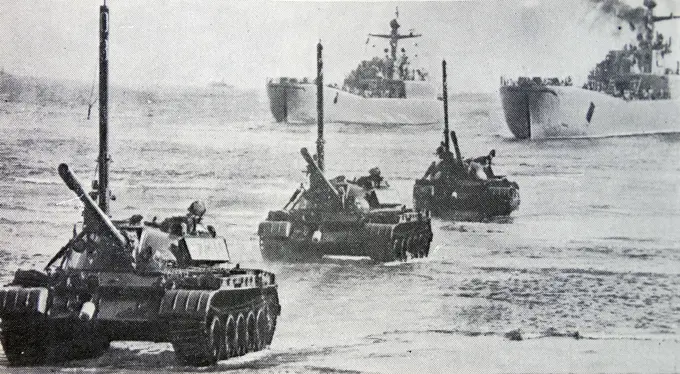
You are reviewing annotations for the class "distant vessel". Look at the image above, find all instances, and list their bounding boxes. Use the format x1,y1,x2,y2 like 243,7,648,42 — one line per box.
499,0,680,139
267,10,439,125
209,79,234,89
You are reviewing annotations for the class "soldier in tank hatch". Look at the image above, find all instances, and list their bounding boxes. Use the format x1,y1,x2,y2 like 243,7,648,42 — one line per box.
467,149,496,179
355,167,388,189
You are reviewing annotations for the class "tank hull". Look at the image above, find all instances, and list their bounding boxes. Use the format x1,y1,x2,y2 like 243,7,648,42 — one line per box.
499,84,680,139
267,81,440,126
0,268,280,366
413,178,520,220
258,212,433,262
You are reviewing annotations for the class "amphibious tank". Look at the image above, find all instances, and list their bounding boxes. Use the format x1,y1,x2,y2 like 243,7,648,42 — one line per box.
258,42,432,262
413,61,520,220
0,4,279,367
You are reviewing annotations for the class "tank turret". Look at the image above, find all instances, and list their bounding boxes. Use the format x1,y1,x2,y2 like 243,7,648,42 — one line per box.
258,42,432,262
0,3,280,367
413,60,520,220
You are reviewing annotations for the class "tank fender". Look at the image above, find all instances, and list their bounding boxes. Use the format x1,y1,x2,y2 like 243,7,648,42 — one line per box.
258,221,291,239
158,289,216,319
0,286,49,316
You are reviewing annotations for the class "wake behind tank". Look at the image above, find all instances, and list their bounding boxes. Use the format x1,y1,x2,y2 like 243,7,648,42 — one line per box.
0,3,280,367
258,42,433,262
414,61,520,220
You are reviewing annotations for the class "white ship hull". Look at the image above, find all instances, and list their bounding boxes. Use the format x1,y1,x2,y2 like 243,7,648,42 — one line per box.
268,82,440,126
499,83,680,139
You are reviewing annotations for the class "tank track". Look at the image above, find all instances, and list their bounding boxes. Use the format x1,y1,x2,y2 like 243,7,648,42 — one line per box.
168,303,277,366
260,225,432,262
382,224,433,262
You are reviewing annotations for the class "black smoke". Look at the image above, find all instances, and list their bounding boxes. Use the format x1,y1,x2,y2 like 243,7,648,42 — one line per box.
589,0,650,30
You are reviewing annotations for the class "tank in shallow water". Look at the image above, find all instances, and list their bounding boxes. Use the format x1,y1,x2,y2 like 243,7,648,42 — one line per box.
258,148,433,262
0,165,281,366
413,131,520,220
0,3,279,366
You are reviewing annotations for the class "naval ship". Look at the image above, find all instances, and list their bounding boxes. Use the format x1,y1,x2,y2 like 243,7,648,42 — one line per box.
267,11,439,126
499,0,680,139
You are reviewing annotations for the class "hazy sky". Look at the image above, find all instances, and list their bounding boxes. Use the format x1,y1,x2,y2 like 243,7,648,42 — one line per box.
1,0,678,92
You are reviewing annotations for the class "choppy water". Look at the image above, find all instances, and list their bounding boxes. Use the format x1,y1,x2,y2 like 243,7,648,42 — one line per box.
0,93,679,372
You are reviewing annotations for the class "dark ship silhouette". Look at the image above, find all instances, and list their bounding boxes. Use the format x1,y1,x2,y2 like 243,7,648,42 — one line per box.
0,4,280,366
500,0,680,139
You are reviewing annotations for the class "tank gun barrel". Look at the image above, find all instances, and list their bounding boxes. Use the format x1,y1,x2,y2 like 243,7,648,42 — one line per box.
450,131,462,162
300,147,340,198
58,163,127,248
652,14,680,23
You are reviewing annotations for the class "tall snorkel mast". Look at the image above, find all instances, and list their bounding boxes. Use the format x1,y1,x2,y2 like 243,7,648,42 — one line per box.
316,41,324,172
97,1,111,214
442,60,450,154
441,60,462,162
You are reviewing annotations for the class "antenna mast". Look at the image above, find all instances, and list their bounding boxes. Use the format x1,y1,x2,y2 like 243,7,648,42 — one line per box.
368,9,421,79
442,60,449,152
98,2,110,213
316,41,324,172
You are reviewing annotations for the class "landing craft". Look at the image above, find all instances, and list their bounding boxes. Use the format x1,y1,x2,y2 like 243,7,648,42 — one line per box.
258,42,433,262
267,9,439,126
414,61,520,220
500,0,680,139
0,3,280,366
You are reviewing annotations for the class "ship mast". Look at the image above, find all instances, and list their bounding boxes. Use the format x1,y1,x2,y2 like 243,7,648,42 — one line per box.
98,1,110,214
368,8,421,79
640,1,679,73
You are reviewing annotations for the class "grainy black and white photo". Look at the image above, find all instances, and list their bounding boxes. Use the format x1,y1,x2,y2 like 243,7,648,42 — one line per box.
0,0,678,372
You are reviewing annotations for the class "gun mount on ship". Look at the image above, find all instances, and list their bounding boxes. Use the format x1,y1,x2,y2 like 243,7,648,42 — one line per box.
258,42,432,262
0,4,279,367
415,61,520,220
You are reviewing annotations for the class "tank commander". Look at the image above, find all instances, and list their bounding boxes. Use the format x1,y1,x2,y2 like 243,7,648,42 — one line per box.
468,149,496,179
157,200,207,236
355,167,389,189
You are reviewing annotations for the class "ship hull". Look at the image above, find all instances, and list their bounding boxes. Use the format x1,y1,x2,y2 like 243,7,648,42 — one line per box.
267,82,440,126
499,85,680,139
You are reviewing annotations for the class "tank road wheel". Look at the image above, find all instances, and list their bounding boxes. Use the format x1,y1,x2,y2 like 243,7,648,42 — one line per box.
236,314,247,356
170,318,220,366
246,312,257,352
419,234,427,258
398,238,407,262
262,306,277,346
255,308,268,350
0,317,47,366
207,315,223,364
422,233,431,257
223,315,237,359
390,239,400,262
406,236,416,259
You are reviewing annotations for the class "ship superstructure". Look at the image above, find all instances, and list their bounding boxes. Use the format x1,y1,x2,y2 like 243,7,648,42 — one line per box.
499,0,680,139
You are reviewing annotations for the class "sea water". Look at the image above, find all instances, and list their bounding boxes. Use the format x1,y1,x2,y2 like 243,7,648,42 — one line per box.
0,91,678,372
